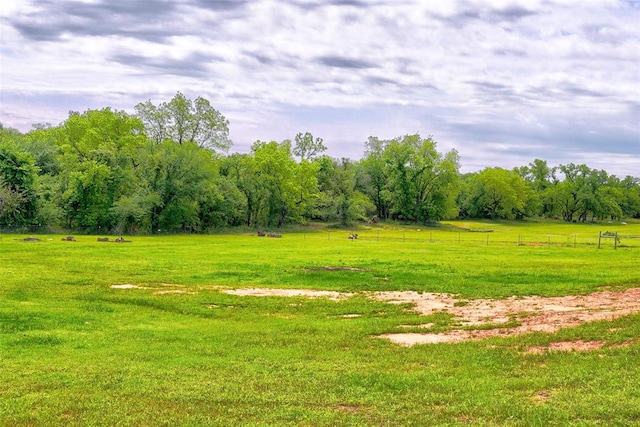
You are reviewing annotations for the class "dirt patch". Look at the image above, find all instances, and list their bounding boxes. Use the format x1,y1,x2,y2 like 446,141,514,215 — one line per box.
375,288,640,346
138,284,640,346
525,340,605,354
153,290,197,295
223,288,353,301
531,391,551,403
110,284,149,290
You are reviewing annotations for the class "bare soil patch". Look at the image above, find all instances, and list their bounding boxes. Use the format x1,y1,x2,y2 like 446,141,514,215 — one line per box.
223,288,354,301
153,289,197,295
110,283,640,346
525,340,605,354
110,284,149,290
375,288,640,346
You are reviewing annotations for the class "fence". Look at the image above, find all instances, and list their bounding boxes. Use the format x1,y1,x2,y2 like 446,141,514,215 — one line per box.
322,229,640,249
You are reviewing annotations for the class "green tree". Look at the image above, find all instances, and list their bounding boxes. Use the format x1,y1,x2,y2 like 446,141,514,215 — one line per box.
363,134,459,222
315,156,374,226
220,153,262,227
461,168,528,219
47,108,147,230
135,92,231,151
361,136,391,220
292,132,326,161
129,141,226,233
0,134,39,226
619,176,640,218
251,141,317,227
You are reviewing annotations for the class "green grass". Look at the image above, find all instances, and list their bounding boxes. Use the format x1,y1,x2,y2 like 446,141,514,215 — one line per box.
1,220,639,426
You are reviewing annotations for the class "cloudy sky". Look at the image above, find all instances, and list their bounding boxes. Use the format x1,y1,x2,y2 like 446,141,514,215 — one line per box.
1,0,639,176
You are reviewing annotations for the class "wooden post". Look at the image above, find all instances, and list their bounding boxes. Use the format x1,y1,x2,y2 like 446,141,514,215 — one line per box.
598,231,602,249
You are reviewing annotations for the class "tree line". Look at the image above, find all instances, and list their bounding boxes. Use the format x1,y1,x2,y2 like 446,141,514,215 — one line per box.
1,93,639,233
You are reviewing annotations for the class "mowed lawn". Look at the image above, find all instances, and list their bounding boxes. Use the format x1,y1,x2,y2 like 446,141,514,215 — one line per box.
1,221,639,426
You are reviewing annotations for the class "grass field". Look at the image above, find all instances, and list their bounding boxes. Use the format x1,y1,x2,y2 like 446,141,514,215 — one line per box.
1,220,639,426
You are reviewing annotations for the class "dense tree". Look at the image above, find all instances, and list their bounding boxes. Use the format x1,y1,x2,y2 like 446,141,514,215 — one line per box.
2,94,639,233
361,134,459,222
51,108,146,230
460,168,529,220
251,140,318,227
0,141,39,226
360,136,391,220
220,153,262,227
315,156,374,225
620,176,640,218
135,92,231,151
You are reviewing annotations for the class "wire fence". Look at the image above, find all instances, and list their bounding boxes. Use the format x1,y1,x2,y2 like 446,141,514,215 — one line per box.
321,230,640,249
2,225,639,249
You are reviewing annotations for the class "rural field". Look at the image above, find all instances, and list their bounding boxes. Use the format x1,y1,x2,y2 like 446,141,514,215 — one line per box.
1,220,639,426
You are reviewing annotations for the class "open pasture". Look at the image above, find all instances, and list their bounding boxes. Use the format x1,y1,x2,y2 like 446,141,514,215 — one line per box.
1,221,639,425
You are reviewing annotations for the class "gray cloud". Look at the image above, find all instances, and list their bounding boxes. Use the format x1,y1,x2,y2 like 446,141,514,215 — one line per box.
432,3,537,26
193,0,251,12
8,0,181,42
317,55,375,69
110,52,221,78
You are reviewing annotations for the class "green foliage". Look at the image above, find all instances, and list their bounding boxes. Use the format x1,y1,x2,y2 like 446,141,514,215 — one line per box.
2,95,640,234
0,139,39,225
315,156,374,225
292,131,326,161
135,92,231,151
251,140,318,227
460,168,528,220
360,134,460,222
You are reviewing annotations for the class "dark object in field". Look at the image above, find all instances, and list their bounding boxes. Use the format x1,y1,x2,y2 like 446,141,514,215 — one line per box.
97,237,109,242
348,233,358,240
257,229,266,237
18,237,41,242
61,236,77,241
115,236,132,243
267,232,282,238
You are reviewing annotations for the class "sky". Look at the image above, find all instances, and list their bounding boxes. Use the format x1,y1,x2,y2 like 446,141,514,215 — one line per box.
1,0,639,176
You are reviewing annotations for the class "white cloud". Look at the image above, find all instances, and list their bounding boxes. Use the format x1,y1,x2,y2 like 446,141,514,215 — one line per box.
1,0,638,176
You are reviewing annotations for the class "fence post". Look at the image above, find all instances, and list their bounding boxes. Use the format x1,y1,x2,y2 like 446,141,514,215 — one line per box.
598,231,602,249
